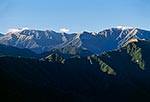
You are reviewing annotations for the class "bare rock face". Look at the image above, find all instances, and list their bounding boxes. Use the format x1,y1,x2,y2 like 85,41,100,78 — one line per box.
0,27,150,54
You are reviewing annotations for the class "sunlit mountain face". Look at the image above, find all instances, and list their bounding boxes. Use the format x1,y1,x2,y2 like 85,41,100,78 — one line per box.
0,27,150,54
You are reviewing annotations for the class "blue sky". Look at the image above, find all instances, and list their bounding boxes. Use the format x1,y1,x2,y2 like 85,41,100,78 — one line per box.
0,0,150,33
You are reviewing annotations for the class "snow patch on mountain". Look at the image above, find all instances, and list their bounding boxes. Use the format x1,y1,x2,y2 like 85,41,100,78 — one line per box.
8,27,29,33
116,26,133,30
92,32,97,35
60,28,70,33
0,27,150,54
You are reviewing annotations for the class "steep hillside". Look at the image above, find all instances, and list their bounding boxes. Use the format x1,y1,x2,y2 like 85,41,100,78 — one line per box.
1,40,150,102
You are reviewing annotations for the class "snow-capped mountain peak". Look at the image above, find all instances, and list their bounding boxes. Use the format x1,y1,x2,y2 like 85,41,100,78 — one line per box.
116,26,133,30
0,27,150,54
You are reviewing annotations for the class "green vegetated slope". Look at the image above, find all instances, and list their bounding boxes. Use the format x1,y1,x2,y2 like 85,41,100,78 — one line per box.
38,45,93,59
50,45,93,56
0,40,150,102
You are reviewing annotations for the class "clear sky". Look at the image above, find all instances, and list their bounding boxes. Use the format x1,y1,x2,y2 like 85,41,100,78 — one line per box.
0,0,150,34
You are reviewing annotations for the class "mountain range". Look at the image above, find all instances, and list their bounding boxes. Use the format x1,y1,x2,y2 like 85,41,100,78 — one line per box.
0,27,150,54
1,27,150,102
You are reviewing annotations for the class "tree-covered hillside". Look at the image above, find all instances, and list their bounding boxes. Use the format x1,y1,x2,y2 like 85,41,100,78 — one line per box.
0,40,150,102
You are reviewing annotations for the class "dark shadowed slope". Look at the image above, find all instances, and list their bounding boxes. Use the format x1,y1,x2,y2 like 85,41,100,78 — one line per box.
0,44,37,58
0,40,150,102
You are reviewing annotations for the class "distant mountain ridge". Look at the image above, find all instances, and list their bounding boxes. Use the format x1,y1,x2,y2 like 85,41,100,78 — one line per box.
0,27,150,54
0,30,75,53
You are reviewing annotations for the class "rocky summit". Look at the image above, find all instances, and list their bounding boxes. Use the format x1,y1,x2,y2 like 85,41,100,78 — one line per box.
0,27,150,54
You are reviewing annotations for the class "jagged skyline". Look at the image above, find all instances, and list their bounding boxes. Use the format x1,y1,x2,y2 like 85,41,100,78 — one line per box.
1,27,150,54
